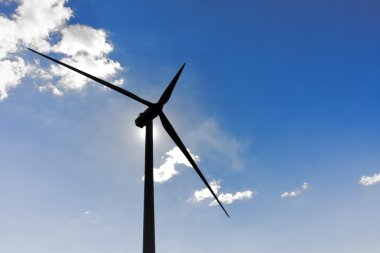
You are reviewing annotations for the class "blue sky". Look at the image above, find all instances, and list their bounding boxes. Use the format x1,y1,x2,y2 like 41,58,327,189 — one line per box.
1,0,380,252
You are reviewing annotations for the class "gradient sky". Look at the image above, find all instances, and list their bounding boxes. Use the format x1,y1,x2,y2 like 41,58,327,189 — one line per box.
1,0,380,252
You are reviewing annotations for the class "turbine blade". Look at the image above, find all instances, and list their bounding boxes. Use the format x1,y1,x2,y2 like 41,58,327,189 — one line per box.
159,112,230,218
157,63,185,106
27,48,153,107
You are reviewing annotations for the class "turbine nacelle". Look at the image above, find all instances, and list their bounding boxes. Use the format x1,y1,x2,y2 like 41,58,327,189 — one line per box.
135,103,163,128
136,62,185,128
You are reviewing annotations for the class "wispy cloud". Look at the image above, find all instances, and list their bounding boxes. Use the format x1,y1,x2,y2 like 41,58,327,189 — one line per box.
0,0,123,100
281,182,310,198
0,0,15,4
359,172,380,186
188,119,248,171
190,180,254,206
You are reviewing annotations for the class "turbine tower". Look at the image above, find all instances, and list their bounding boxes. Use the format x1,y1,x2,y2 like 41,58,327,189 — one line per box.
27,48,229,253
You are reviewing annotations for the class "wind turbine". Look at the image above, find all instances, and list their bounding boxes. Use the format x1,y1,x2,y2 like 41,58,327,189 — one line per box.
27,48,229,253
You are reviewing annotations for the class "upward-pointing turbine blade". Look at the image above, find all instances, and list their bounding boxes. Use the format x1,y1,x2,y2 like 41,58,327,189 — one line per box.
27,48,153,107
159,112,230,218
157,63,185,106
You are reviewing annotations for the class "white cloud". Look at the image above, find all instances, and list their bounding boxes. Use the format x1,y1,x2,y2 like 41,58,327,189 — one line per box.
280,190,301,198
359,172,380,186
0,0,72,58
190,180,254,206
191,180,221,202
48,53,122,91
38,83,63,96
113,78,125,86
0,57,29,100
210,190,254,206
281,182,310,198
152,146,253,205
0,0,123,100
143,147,200,183
301,182,310,190
52,24,113,57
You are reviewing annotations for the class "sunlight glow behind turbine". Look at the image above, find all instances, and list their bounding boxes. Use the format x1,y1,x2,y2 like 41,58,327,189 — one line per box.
138,125,159,140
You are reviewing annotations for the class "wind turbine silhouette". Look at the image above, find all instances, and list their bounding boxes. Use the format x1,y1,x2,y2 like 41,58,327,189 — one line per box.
27,48,229,253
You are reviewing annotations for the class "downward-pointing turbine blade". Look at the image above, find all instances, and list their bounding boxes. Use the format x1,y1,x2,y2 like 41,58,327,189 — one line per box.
27,48,153,107
157,63,185,106
159,112,230,218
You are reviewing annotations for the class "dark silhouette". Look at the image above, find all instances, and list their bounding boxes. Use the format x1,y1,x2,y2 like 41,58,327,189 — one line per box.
27,48,229,253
